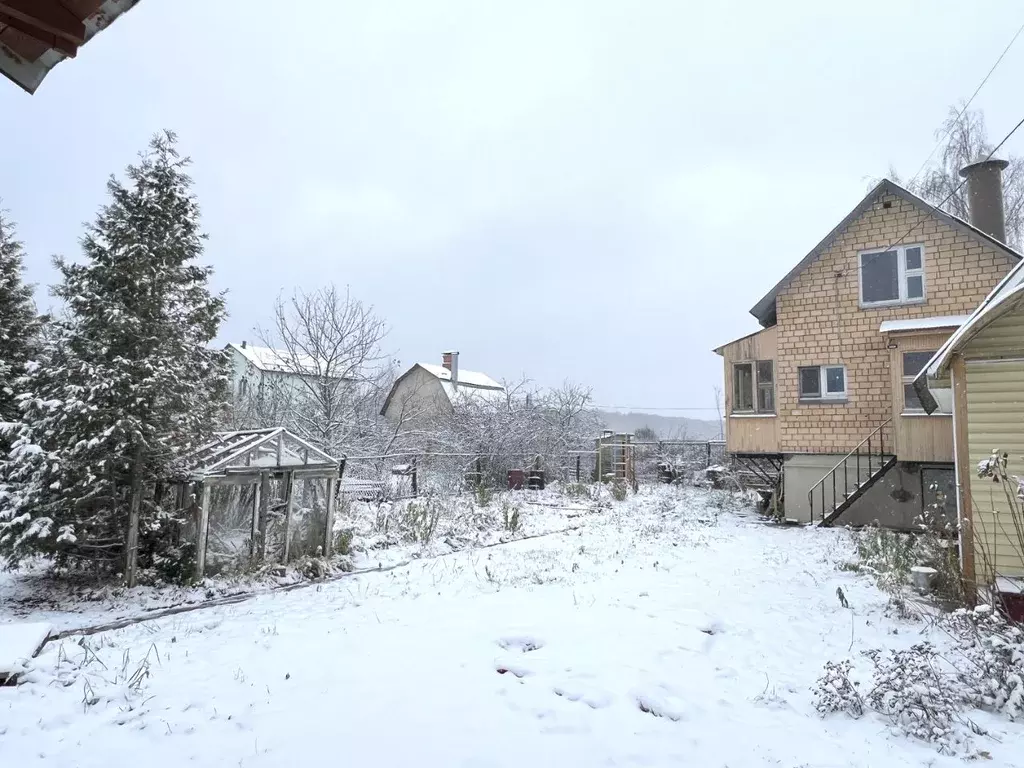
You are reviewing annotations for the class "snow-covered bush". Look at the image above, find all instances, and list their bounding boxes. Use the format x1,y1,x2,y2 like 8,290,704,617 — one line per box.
816,606,1024,754
813,660,864,717
944,606,1024,720
863,644,966,751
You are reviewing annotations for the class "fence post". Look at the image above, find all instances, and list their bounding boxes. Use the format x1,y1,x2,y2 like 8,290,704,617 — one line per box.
575,455,581,483
411,457,418,497
706,441,712,469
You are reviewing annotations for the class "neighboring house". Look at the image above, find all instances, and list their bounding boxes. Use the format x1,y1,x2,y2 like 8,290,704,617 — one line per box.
381,351,506,423
914,251,1024,595
225,341,329,400
1,1,142,94
714,159,1021,528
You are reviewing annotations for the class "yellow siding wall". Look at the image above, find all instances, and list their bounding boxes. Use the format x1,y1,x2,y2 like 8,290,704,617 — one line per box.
966,358,1024,580
963,309,1024,362
886,330,955,462
775,191,1014,453
719,326,779,453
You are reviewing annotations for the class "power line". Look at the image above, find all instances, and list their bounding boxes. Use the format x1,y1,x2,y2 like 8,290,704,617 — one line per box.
593,405,721,412
907,18,1024,187
860,111,1024,272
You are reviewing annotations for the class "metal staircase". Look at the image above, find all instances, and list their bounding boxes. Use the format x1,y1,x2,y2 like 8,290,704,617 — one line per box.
809,418,897,527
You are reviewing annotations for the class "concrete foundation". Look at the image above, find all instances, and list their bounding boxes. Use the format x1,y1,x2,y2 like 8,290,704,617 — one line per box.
784,454,954,529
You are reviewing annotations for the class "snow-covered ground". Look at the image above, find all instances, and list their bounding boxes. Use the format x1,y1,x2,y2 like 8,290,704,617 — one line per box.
3,487,1023,766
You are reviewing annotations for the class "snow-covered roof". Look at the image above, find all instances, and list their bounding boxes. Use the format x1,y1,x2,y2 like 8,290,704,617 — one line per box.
418,363,503,391
226,343,324,376
184,428,338,477
878,315,971,334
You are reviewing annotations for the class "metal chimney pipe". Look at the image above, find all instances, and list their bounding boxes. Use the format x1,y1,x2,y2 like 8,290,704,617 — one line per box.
959,158,1009,242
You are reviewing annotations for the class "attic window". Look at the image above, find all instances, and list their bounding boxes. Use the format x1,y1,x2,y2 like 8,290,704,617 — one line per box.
859,245,925,307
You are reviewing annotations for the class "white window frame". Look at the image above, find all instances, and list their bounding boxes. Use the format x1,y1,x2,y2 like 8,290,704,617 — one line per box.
798,364,847,402
731,359,775,415
859,244,926,308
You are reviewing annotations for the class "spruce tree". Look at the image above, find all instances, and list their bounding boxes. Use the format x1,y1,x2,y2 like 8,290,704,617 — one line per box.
0,132,228,575
0,209,39,424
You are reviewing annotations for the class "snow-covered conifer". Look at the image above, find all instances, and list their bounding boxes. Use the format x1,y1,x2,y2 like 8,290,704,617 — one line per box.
0,132,228,573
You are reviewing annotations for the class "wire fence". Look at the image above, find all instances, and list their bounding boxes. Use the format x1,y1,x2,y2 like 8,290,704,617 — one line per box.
334,441,726,501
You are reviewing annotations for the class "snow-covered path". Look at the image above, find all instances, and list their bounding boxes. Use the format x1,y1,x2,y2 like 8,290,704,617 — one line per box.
3,489,1021,766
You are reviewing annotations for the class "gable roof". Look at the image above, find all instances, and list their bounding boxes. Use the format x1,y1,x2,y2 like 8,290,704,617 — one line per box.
1,0,142,95
749,179,1023,328
226,343,325,377
417,362,503,390
380,362,506,416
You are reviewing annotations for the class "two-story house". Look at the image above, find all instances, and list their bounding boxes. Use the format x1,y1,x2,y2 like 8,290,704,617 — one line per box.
714,159,1021,527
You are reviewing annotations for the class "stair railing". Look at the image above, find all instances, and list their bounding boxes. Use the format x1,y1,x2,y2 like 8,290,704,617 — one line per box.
807,418,893,523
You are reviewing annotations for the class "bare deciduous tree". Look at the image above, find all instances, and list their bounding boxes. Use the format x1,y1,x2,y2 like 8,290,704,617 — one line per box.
255,285,391,456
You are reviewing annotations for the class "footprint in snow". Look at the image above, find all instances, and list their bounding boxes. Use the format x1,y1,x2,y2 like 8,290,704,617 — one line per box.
496,636,544,653
552,682,613,710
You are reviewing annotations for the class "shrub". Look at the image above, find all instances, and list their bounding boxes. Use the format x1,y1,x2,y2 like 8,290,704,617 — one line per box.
813,659,863,717
401,499,442,543
611,481,628,502
501,501,521,535
475,484,493,507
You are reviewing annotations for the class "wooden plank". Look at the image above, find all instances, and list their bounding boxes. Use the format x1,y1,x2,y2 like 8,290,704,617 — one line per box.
0,0,85,44
195,484,212,581
323,477,337,557
257,471,270,561
951,354,975,598
250,480,261,559
283,471,295,564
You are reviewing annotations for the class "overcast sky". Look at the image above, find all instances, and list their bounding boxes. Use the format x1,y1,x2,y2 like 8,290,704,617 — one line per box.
3,1,1023,419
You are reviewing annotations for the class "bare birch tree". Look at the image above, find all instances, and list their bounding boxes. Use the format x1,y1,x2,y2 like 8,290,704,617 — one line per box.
892,103,1024,246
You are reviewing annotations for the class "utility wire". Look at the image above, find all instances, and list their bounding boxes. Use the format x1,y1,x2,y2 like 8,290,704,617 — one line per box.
906,18,1024,187
860,112,1024,271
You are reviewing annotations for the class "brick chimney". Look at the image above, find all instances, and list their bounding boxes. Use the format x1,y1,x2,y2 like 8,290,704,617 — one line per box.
442,350,459,386
959,158,1009,242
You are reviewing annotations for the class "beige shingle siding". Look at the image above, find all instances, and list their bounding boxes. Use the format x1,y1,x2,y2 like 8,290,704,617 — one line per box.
775,192,1015,454
966,356,1024,580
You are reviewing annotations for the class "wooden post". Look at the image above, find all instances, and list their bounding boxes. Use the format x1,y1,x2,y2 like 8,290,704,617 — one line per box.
951,354,976,601
411,457,418,497
124,443,144,588
323,476,338,557
195,483,212,581
706,441,712,469
257,470,271,561
250,480,261,559
283,471,295,564
575,455,581,483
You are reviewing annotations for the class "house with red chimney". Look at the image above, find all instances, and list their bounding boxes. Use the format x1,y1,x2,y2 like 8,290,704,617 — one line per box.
381,351,506,424
713,159,1021,528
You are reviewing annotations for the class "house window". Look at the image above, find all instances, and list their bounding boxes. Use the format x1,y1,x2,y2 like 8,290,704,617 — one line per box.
859,245,925,306
757,361,774,413
732,360,774,414
798,365,847,401
902,350,936,413
239,378,249,397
